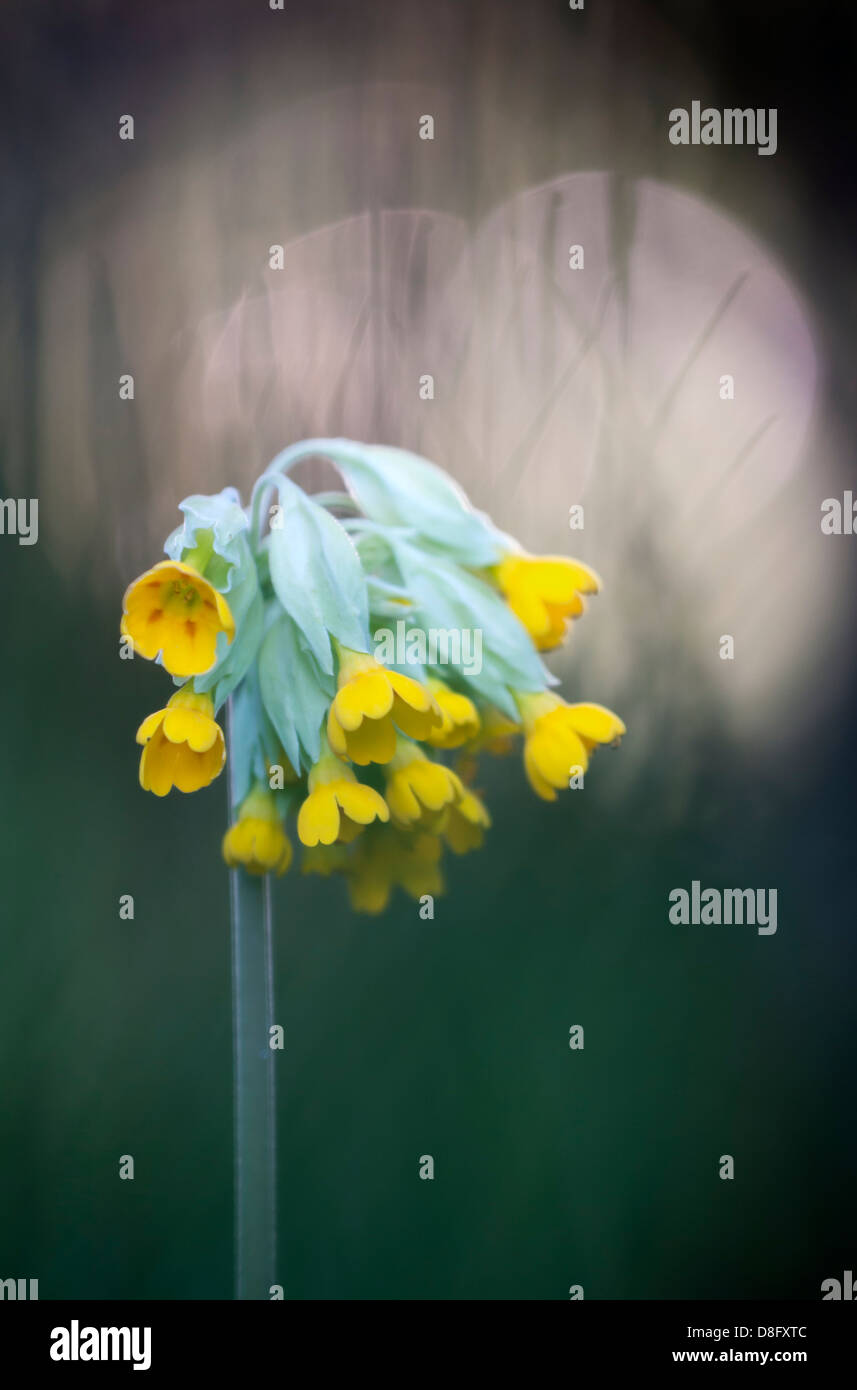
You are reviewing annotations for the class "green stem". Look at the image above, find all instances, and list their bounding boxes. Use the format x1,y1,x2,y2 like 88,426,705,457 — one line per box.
249,437,379,546
227,703,277,1300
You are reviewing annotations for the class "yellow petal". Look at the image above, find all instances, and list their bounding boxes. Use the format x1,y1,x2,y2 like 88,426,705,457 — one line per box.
212,588,236,641
524,743,558,801
565,703,626,744
298,787,341,847
386,774,423,823
392,695,442,741
387,669,435,713
136,709,166,744
457,790,491,827
408,760,459,812
252,821,291,872
125,612,169,662
526,557,601,601
335,670,394,729
507,585,551,638
336,781,390,826
161,622,220,679
426,685,479,748
139,730,181,796
529,723,588,789
161,705,220,752
327,705,349,758
172,745,214,793
341,713,397,766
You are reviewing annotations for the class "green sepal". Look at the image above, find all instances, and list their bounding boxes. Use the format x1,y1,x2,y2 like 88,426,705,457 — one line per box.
258,609,336,773
469,674,520,723
165,487,250,573
266,475,370,675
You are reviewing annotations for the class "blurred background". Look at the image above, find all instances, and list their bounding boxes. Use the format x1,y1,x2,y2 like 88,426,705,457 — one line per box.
1,0,855,1298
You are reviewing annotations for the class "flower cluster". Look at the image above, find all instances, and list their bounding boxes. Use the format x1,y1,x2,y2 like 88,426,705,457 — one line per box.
121,439,624,911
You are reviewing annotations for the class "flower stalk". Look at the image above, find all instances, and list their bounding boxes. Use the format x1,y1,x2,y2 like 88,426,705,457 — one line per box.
120,436,627,1297
228,700,277,1300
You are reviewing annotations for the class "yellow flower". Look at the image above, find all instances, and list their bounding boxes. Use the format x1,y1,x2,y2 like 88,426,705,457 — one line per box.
136,686,226,796
297,746,389,847
444,789,491,854
425,678,480,749
516,691,625,801
326,646,441,765
394,832,444,902
495,553,601,651
384,741,464,828
222,785,292,876
347,827,443,914
121,559,235,678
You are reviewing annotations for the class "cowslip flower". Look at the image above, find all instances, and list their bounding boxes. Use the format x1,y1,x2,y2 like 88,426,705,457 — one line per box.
222,784,292,876
346,827,443,915
424,678,480,749
136,686,226,796
495,553,600,651
121,559,235,677
515,692,625,801
444,788,491,854
326,645,441,765
297,745,389,847
384,740,465,828
123,442,624,906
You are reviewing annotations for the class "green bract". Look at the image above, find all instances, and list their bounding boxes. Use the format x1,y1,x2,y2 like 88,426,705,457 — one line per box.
329,441,505,566
258,612,335,772
390,537,553,717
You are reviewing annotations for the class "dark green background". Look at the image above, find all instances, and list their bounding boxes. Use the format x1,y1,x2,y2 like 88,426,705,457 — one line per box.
1,0,855,1299
1,549,854,1299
